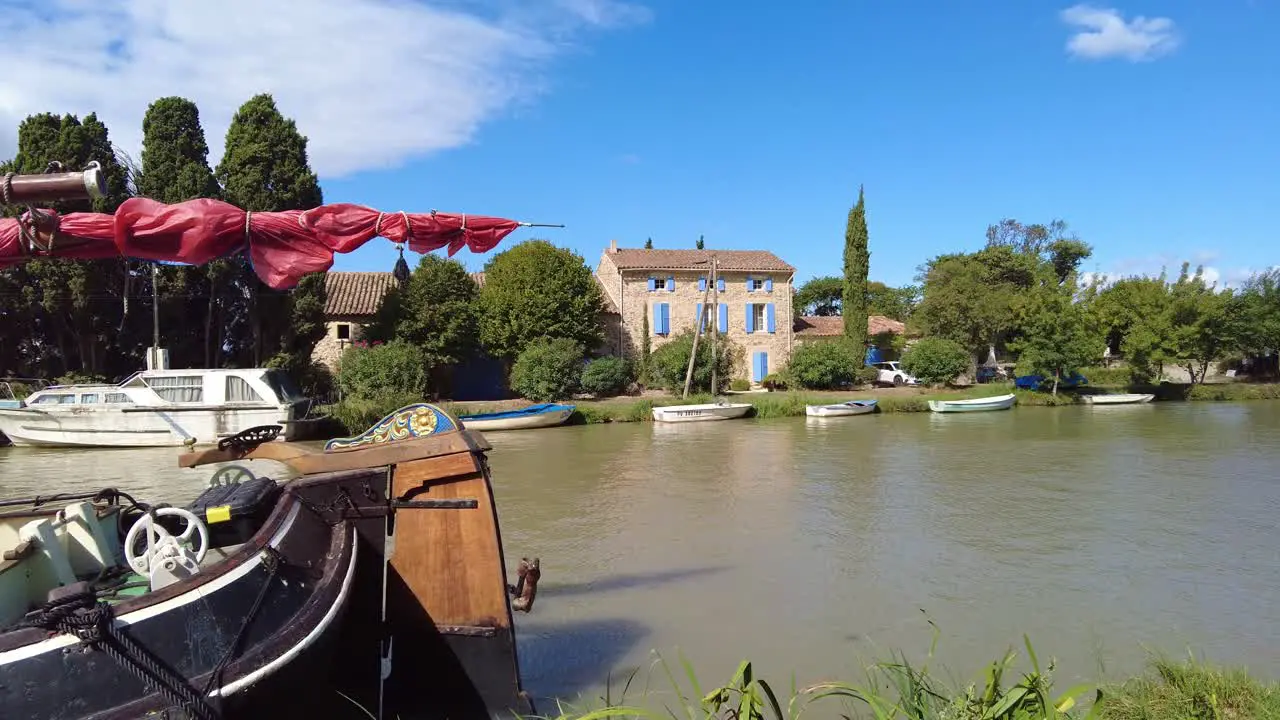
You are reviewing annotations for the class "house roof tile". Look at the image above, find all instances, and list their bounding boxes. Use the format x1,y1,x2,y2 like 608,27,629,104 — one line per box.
606,248,794,273
324,272,397,316
793,315,906,337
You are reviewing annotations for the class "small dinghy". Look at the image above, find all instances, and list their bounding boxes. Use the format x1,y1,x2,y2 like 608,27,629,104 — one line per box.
805,399,878,417
927,393,1016,413
457,402,575,431
1083,393,1155,405
651,401,752,423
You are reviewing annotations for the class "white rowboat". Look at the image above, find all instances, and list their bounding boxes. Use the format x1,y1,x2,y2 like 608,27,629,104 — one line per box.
927,393,1016,413
804,399,878,417
1082,393,1155,405
651,402,752,423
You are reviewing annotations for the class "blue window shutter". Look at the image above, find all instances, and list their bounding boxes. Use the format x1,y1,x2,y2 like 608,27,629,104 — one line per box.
668,275,676,292
766,303,776,333
761,351,769,379
752,352,764,383
696,303,704,331
746,275,754,292
765,277,774,292
744,303,754,333
717,277,725,292
698,277,707,292
718,303,728,332
653,303,661,333
661,303,671,334
647,276,656,292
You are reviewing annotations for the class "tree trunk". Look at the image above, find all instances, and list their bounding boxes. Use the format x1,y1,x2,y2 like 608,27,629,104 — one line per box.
1052,369,1059,397
205,279,217,367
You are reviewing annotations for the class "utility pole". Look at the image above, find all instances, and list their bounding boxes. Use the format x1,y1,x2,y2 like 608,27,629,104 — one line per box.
709,258,719,396
151,263,160,368
682,261,714,399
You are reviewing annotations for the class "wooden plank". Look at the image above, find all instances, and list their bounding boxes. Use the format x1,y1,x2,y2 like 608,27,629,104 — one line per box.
178,430,491,473
388,454,512,629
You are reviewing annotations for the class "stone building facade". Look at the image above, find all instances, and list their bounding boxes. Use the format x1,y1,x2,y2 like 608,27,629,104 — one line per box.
594,243,796,384
311,272,399,372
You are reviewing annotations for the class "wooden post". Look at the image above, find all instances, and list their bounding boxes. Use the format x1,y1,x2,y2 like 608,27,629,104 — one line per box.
0,164,105,205
682,264,715,399
710,258,719,395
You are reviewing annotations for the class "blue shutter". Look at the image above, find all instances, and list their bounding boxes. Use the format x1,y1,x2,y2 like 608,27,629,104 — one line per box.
696,303,704,331
744,303,754,333
653,303,661,333
745,275,754,292
761,351,769,380
717,277,725,292
718,303,728,332
661,303,671,334
766,303,776,333
647,277,656,292
765,277,773,292
668,275,676,292
698,277,707,292
752,351,765,383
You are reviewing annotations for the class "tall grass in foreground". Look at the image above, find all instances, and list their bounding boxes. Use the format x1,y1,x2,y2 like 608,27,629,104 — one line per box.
523,638,1280,720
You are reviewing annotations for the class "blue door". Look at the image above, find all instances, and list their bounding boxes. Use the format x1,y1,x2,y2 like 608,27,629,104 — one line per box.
752,351,768,383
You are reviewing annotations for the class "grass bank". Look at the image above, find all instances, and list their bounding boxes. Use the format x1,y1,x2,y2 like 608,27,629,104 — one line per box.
520,639,1280,720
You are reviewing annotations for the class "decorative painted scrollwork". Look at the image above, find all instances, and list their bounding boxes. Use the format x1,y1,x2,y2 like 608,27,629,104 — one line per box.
324,403,458,452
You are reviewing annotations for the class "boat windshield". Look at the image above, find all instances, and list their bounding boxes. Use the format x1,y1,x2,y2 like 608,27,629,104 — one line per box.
262,370,305,402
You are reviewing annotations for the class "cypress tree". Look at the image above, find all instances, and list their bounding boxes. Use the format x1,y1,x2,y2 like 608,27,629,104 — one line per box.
842,186,870,351
216,94,326,374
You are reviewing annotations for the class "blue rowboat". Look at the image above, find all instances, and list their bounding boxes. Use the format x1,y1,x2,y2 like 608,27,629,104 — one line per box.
458,403,575,431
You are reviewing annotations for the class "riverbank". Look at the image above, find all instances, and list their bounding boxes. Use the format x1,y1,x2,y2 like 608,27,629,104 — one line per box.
434,381,1280,427
526,644,1280,720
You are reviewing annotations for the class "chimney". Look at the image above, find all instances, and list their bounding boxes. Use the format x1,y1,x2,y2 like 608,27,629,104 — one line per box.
608,239,618,254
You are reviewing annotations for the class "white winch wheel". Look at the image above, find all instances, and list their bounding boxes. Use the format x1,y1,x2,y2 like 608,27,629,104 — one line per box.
124,507,210,575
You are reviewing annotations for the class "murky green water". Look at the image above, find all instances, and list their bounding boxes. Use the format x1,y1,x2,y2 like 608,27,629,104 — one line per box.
3,402,1279,707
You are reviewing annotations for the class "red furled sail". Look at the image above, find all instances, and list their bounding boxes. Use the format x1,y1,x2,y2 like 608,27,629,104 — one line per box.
0,197,524,289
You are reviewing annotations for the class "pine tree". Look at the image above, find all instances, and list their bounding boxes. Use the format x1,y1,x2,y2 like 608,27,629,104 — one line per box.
644,238,654,249
216,94,325,371
696,235,704,250
842,186,870,350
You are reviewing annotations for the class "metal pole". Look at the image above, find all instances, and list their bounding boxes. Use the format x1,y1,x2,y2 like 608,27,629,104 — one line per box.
151,264,160,366
682,264,714,399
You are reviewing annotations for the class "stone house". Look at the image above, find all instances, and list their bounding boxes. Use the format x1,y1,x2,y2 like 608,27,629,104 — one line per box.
594,242,796,384
793,314,908,361
311,270,486,373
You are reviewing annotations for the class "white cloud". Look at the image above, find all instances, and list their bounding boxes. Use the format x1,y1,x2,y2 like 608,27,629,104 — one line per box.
0,0,648,177
1060,4,1180,61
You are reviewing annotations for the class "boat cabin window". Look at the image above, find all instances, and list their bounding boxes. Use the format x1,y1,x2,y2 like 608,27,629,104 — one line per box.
336,323,351,340
104,392,132,404
262,370,303,402
80,393,100,404
226,376,265,403
144,375,204,403
32,393,76,405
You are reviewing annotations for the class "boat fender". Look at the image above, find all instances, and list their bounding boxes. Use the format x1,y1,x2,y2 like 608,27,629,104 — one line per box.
508,557,541,613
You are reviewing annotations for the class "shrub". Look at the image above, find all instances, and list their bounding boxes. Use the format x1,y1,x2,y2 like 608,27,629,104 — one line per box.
510,338,585,401
647,330,742,394
784,340,862,390
763,373,787,390
901,337,970,385
729,378,751,391
328,391,424,435
855,365,880,386
336,340,425,399
579,356,633,397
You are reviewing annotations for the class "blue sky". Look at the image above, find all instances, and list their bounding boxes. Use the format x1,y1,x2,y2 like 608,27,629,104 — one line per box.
3,1,1276,289
323,1,1278,289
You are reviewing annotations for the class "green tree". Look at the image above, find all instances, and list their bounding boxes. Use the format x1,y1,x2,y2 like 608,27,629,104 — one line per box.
509,338,585,401
0,112,132,377
914,252,1012,365
137,96,226,368
477,240,604,362
1167,264,1242,384
639,312,652,384
795,276,843,317
1236,269,1280,371
366,255,480,395
1011,269,1103,395
646,329,741,393
842,187,870,349
866,281,920,321
644,237,653,249
900,338,970,386
785,339,862,389
696,235,705,250
216,93,325,369
1090,275,1174,383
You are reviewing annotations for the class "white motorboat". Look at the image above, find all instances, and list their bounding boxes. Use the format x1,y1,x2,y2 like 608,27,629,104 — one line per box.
458,403,576,431
0,368,318,448
651,402,752,423
1082,393,1155,405
804,399,878,417
927,393,1016,413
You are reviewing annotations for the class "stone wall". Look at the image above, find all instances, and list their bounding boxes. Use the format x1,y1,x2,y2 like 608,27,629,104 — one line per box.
597,255,794,383
311,316,371,372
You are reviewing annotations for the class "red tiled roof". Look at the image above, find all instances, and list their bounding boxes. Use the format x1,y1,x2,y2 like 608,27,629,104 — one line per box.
606,248,793,272
324,272,396,316
793,315,905,337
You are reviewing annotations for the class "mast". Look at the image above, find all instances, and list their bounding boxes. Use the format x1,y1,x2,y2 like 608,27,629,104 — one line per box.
710,257,719,396
682,260,714,399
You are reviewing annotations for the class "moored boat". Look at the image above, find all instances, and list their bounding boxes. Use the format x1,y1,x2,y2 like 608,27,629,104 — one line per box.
0,368,321,448
651,401,753,422
927,393,1016,413
458,402,575,431
1083,393,1155,405
805,399,878,417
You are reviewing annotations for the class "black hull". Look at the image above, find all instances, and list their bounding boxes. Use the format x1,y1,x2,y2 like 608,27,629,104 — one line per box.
0,493,358,720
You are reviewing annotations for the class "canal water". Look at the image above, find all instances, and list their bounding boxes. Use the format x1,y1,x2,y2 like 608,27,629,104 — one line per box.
2,402,1278,709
